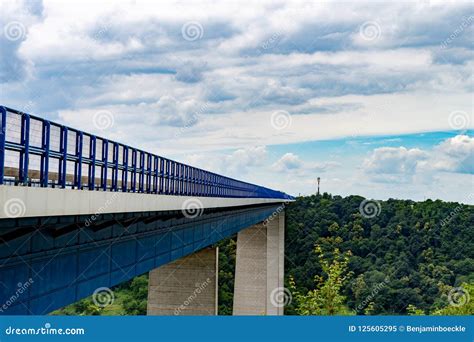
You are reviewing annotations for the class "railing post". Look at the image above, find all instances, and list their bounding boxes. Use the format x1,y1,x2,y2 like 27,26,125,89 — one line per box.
76,132,83,189
199,170,203,196
194,169,198,196
191,167,195,196
131,148,137,192
147,153,152,193
179,164,184,195
112,142,119,191
102,139,108,191
206,172,210,196
202,171,206,196
212,173,215,196
184,165,189,196
19,114,30,185
159,157,164,194
170,161,175,195
171,162,176,195
179,164,183,195
187,166,193,196
214,174,218,196
210,174,213,196
153,156,158,194
0,107,6,185
89,136,96,190
196,169,200,196
212,174,218,196
164,159,169,195
122,146,129,192
139,151,144,193
40,120,50,187
220,176,223,196
191,168,195,196
59,126,68,188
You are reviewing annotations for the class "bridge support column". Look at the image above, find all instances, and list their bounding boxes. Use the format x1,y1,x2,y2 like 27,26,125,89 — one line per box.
233,211,285,315
147,247,218,315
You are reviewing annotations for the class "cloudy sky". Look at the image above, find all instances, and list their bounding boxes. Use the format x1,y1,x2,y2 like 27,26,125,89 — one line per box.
1,0,473,203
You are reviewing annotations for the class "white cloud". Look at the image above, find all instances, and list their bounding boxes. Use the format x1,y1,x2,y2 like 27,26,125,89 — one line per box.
362,135,474,184
223,146,268,174
273,153,303,172
363,146,428,175
148,96,201,126
273,152,340,174
431,135,474,174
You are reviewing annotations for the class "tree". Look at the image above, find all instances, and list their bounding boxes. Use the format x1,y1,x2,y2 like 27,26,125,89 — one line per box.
290,245,353,315
122,275,148,315
408,283,474,315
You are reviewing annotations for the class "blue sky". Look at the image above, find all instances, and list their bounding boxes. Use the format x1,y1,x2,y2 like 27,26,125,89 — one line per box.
0,0,473,202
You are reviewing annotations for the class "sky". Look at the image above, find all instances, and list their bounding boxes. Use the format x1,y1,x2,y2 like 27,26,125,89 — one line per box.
0,0,473,203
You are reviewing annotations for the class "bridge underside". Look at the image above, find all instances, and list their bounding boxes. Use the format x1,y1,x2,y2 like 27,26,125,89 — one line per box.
0,204,280,315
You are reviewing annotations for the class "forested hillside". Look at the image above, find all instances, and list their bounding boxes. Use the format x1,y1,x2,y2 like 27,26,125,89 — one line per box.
53,194,473,315
282,194,473,315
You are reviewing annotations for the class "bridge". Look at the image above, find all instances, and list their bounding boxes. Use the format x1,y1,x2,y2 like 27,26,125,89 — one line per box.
0,106,293,315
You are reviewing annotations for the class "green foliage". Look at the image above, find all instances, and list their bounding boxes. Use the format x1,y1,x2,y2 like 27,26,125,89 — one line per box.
406,304,425,315
285,194,474,315
217,238,237,315
289,245,353,315
408,282,474,315
52,275,149,316
121,275,148,315
50,298,103,316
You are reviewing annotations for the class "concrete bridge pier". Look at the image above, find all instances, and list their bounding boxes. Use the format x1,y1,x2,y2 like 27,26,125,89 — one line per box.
147,247,218,315
146,210,285,316
233,211,285,315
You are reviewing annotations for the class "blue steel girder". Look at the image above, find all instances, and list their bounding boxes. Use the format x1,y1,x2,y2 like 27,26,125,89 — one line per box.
0,204,281,315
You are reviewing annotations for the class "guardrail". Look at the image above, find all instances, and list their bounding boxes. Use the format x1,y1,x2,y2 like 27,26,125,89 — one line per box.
0,106,293,200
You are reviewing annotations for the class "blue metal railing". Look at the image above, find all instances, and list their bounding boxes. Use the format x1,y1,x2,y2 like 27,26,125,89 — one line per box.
0,106,293,200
